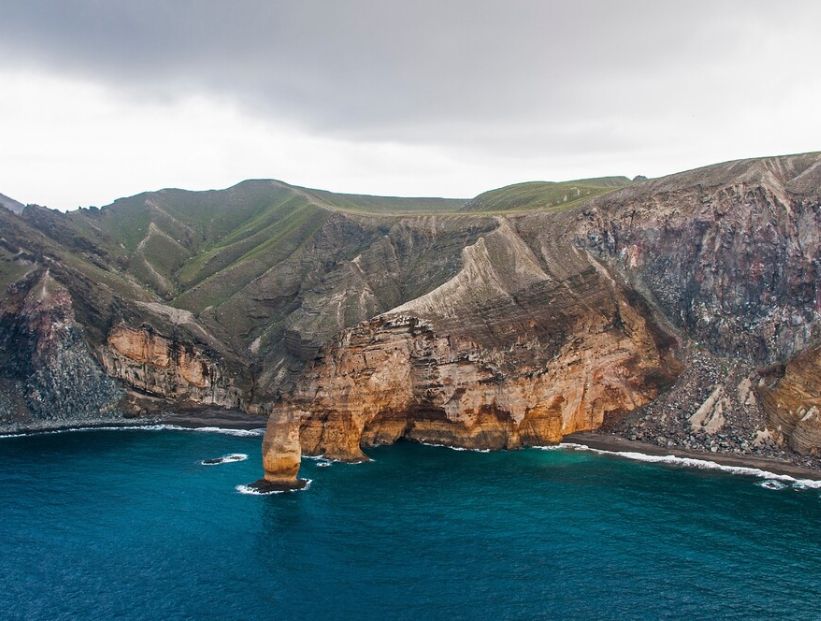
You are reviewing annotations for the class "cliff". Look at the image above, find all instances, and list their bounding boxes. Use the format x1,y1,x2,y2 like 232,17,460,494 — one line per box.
0,154,819,486
265,218,678,464
0,270,122,428
262,153,821,482
100,325,243,410
760,344,821,455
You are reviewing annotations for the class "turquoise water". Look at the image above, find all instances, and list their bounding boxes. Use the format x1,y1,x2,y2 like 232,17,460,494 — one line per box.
1,429,820,621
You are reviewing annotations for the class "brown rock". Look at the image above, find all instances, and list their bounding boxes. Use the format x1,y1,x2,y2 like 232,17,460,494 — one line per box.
760,345,821,455
101,325,242,409
263,217,680,465
260,406,307,488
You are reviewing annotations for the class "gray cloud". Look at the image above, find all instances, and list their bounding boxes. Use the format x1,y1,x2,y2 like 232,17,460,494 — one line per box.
2,0,819,157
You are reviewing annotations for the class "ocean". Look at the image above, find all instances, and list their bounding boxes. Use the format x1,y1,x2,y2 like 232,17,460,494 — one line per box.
1,428,819,620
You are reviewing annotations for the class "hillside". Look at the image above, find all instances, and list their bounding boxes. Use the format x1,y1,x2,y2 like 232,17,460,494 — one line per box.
0,154,819,482
462,176,632,213
0,192,25,215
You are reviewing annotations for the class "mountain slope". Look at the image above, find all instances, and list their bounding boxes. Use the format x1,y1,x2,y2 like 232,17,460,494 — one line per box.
461,176,632,213
0,154,819,482
0,192,25,215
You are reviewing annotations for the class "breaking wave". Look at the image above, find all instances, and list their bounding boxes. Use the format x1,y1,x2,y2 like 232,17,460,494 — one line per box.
539,443,821,489
0,424,265,439
235,479,312,496
420,441,491,453
201,453,248,466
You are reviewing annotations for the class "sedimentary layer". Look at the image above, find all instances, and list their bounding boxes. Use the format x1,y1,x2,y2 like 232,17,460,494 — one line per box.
1,153,819,485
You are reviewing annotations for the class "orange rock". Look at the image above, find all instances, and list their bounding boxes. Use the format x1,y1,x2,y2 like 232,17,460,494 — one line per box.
760,345,821,455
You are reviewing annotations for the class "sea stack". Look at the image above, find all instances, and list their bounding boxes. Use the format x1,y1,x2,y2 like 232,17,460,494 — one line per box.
251,407,307,492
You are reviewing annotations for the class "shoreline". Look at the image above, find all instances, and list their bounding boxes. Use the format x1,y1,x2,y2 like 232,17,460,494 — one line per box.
3,415,820,483
0,408,267,437
563,431,821,481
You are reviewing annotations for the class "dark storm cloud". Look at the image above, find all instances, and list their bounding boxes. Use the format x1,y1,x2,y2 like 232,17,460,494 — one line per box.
0,0,819,153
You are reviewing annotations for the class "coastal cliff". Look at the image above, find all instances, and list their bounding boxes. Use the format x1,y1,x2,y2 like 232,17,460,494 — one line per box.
261,153,821,482
267,217,678,462
100,325,243,410
0,153,819,484
0,270,122,428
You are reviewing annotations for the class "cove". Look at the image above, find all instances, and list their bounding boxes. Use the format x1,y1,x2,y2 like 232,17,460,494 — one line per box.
1,429,820,620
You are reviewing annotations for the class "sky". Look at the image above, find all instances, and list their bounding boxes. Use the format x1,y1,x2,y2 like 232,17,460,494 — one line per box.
1,0,820,210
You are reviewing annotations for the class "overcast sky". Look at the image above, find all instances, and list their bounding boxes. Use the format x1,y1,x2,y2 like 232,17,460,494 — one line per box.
1,0,819,210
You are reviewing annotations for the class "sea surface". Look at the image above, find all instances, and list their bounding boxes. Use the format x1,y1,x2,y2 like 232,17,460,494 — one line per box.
1,428,820,621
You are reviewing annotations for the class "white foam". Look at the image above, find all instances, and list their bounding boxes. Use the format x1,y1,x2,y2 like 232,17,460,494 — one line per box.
234,484,284,495
303,454,370,464
419,441,491,453
316,461,332,468
759,480,788,490
201,453,248,466
0,424,265,439
538,443,821,489
190,426,265,437
234,479,312,496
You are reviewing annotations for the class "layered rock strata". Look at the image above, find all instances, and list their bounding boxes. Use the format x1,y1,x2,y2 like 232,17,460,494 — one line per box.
252,406,308,491
100,325,243,410
760,345,821,455
264,218,679,462
262,154,821,471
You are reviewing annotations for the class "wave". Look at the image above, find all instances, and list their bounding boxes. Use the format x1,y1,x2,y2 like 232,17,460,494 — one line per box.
758,480,788,490
201,453,248,466
419,441,491,453
189,426,265,437
538,443,821,489
0,423,265,439
235,479,312,496
303,454,370,464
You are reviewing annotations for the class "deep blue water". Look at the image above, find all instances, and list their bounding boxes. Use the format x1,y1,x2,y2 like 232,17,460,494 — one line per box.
1,429,820,621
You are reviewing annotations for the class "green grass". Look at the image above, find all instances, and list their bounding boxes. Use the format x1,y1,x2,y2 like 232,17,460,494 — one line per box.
21,175,631,319
302,187,466,215
463,177,632,213
171,202,328,313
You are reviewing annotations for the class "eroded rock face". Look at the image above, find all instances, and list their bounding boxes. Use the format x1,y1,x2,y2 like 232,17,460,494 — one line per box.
268,218,679,461
0,270,122,428
100,325,243,409
579,155,821,363
258,406,307,489
760,345,821,455
262,155,821,470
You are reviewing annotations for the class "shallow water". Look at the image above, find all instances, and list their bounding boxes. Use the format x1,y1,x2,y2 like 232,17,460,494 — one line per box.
1,429,820,620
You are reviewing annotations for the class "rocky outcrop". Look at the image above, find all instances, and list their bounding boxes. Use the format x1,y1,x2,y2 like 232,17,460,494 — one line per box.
0,270,122,428
0,192,25,215
262,154,821,471
1,153,819,473
254,406,308,491
99,325,243,410
265,217,679,461
760,345,821,455
578,154,821,363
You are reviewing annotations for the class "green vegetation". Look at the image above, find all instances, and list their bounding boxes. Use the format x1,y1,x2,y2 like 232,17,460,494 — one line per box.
0,174,631,353
462,176,631,214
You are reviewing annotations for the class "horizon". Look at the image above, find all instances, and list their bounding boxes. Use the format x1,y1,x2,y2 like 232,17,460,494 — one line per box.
10,148,820,213
1,1,820,210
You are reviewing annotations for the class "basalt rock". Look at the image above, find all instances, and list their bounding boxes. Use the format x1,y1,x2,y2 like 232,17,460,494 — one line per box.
0,270,122,428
